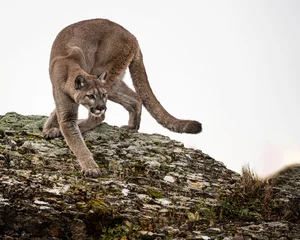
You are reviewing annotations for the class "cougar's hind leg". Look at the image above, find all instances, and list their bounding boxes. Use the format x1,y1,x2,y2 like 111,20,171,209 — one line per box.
108,80,142,130
42,109,62,139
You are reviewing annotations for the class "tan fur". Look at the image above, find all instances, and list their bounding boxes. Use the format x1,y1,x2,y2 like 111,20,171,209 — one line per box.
43,19,202,178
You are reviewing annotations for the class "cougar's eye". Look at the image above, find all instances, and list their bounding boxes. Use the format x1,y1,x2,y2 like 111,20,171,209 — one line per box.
102,92,107,97
87,94,95,99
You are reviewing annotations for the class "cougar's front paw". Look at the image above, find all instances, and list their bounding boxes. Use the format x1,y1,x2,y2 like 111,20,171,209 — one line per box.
79,157,101,178
83,167,102,178
43,128,62,139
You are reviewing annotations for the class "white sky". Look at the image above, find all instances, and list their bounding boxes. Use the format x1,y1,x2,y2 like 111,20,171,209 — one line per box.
1,0,300,177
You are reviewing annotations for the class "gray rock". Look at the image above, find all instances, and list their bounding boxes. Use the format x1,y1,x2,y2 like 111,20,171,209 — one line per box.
0,112,299,239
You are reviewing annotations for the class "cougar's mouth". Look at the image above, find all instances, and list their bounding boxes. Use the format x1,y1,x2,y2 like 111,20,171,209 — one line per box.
90,106,107,117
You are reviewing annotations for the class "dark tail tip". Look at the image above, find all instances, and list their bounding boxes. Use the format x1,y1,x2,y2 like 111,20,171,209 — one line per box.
183,120,202,134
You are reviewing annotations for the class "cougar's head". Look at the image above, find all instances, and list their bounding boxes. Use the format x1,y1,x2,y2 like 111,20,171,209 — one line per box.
74,72,108,117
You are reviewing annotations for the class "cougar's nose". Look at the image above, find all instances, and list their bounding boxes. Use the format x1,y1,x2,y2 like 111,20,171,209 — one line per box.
97,105,107,112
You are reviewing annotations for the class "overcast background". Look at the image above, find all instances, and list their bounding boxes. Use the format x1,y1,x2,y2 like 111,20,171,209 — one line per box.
1,0,299,177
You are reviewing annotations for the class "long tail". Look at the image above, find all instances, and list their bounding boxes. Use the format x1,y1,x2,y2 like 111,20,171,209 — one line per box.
129,48,202,134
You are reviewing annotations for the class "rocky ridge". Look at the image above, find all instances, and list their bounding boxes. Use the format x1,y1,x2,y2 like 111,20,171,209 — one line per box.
0,112,299,239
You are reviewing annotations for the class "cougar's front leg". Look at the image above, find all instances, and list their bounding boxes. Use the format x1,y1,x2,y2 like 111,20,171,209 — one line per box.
55,92,101,178
43,111,104,139
77,113,105,134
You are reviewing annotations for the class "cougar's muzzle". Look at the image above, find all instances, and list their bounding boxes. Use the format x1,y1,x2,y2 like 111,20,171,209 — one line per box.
90,105,107,117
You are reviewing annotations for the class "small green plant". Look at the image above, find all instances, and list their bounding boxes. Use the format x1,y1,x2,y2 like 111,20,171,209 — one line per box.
146,187,164,198
85,141,93,149
196,200,217,223
186,199,217,228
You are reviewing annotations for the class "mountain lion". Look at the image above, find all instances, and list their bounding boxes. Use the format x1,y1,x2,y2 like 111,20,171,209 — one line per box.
43,19,202,178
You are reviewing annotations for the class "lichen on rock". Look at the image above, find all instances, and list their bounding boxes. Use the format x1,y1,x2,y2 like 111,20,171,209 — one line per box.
0,112,299,239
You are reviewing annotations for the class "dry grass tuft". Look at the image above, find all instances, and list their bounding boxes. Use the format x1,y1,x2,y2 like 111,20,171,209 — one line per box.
241,164,275,217
241,165,265,197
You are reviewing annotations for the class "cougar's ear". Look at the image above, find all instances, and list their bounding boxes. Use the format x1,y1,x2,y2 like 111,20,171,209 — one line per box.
97,72,107,84
75,75,86,90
